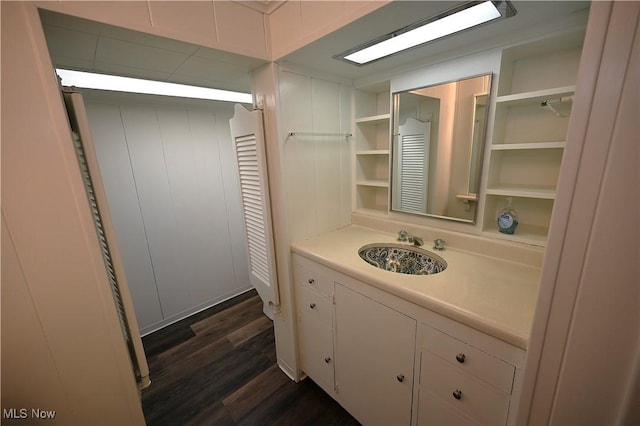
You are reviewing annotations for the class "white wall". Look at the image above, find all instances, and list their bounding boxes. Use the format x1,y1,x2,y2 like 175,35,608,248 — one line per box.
520,2,640,424
82,91,250,334
278,66,352,241
251,62,301,379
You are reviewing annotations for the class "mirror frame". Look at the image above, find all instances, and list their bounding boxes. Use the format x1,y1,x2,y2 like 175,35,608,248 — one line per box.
390,73,492,224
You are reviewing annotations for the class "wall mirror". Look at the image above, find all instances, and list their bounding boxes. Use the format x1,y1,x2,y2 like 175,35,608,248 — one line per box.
391,73,492,223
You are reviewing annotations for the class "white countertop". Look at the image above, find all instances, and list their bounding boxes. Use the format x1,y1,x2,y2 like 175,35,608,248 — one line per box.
290,225,541,350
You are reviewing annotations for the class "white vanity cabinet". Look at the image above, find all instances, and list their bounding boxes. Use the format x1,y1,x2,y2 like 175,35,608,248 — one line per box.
334,284,416,425
291,253,525,426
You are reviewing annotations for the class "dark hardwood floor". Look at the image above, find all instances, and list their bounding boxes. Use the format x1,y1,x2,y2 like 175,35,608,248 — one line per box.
141,290,360,425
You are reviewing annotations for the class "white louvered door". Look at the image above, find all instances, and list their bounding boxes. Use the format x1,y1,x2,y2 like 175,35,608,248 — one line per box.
62,88,150,389
229,104,279,317
398,118,430,214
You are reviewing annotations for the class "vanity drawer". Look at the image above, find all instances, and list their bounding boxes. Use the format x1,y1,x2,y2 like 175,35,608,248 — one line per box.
297,286,333,326
417,389,479,426
295,261,334,299
421,351,510,426
421,325,515,393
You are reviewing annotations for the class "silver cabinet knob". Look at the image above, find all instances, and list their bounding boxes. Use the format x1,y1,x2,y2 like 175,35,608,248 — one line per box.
309,303,316,309
307,278,315,284
456,353,466,363
324,357,331,364
396,374,405,383
452,389,463,400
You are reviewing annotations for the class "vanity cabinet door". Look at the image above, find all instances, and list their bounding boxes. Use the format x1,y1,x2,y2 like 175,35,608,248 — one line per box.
334,284,416,425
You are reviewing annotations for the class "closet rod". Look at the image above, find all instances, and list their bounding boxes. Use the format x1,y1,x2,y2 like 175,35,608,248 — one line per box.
287,131,352,138
541,95,574,117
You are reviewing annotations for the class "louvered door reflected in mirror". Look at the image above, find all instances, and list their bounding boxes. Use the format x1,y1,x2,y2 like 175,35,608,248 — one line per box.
391,74,492,223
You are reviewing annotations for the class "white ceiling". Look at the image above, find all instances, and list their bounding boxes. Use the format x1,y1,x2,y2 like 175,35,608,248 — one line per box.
39,9,267,93
40,1,591,92
282,1,591,82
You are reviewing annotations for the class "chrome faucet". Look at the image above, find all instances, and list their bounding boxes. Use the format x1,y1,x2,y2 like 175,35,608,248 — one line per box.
410,236,424,247
397,230,424,247
433,239,446,251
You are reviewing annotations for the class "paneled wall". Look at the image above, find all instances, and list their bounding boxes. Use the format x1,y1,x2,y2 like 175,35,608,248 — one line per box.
278,67,352,241
83,91,250,334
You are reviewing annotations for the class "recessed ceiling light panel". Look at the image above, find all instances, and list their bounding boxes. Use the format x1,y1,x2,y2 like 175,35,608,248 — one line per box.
335,1,517,66
56,69,253,104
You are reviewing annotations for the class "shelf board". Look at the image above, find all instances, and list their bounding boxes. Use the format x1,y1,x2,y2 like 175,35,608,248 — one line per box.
356,149,390,155
496,85,575,105
355,113,390,124
491,141,566,150
486,185,557,199
482,225,548,246
456,193,478,202
354,207,389,217
356,180,389,188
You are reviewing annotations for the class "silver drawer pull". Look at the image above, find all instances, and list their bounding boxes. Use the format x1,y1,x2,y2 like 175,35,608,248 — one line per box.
324,357,331,364
456,353,466,363
307,278,315,284
396,374,405,383
309,303,316,309
452,389,463,400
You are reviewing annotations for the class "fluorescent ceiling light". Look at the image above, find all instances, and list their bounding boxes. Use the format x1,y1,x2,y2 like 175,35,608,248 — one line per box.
336,1,515,66
56,69,252,104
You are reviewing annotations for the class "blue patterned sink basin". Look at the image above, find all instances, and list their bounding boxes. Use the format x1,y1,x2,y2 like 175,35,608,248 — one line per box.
358,243,447,275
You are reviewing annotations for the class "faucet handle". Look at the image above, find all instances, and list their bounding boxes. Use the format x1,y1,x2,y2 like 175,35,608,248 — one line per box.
433,239,446,251
397,230,409,241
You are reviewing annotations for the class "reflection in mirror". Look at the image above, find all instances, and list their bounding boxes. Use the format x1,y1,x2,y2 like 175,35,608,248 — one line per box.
391,74,491,223
469,94,488,193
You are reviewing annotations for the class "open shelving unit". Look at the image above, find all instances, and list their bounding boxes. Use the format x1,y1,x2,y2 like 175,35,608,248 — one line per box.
353,82,391,215
482,32,584,245
348,30,586,247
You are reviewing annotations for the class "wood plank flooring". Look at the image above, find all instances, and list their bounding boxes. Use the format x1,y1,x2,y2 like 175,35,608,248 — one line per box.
141,290,360,425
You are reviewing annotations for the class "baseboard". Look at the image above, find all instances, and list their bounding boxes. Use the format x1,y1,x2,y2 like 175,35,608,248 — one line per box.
140,285,254,336
278,361,301,383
